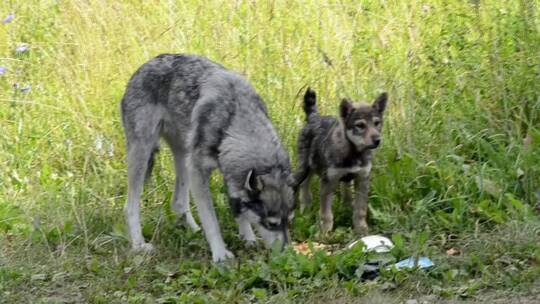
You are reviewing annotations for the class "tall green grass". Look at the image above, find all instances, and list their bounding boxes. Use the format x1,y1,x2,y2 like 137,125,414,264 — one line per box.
1,1,539,302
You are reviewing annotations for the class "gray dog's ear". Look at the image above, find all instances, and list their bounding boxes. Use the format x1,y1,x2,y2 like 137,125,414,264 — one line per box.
340,98,354,119
373,92,388,114
286,174,300,192
245,169,264,192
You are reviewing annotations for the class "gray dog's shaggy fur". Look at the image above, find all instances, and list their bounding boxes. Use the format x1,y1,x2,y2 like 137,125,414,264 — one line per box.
120,54,295,262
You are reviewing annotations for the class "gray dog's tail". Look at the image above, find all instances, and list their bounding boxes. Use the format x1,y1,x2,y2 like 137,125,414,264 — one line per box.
303,87,318,120
145,146,159,181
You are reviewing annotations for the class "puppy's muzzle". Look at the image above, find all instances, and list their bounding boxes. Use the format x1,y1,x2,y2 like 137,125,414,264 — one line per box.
369,139,381,149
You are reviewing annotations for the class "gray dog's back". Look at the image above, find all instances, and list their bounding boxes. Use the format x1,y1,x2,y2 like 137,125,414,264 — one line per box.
121,54,227,153
121,54,288,176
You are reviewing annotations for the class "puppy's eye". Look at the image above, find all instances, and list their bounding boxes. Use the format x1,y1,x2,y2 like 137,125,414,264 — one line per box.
373,119,381,127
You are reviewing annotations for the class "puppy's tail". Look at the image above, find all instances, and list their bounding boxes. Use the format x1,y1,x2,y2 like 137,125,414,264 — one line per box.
303,87,318,120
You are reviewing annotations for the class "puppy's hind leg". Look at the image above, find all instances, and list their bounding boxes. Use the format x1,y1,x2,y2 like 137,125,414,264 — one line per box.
170,148,200,232
293,125,314,213
299,173,312,214
341,181,353,206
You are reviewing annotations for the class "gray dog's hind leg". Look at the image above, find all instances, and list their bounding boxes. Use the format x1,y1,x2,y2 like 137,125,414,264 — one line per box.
319,178,338,235
188,160,234,262
124,139,158,252
170,148,200,232
298,173,312,214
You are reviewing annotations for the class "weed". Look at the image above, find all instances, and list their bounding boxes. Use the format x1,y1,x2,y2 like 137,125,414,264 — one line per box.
1,0,539,302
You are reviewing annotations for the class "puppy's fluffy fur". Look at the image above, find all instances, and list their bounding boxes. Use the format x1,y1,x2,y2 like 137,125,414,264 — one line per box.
293,88,388,235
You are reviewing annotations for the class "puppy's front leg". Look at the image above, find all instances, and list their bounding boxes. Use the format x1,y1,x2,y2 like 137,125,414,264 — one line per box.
353,174,370,236
319,177,338,235
188,164,234,262
298,174,312,214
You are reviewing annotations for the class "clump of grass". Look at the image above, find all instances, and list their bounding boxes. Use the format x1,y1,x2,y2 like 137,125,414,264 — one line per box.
1,0,539,302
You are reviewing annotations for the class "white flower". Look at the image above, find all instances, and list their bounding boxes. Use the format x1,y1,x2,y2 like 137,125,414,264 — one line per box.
94,135,103,152
107,143,114,157
295,116,302,127
15,44,29,53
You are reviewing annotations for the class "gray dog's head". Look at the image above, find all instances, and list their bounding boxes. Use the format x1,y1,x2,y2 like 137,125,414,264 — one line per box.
340,92,388,151
237,168,295,248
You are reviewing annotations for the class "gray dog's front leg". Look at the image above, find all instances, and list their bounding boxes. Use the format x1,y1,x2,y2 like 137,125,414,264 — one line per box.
236,216,256,246
188,164,234,262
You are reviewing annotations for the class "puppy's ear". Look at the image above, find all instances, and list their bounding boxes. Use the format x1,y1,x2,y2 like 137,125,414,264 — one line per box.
340,98,354,119
373,92,388,114
245,169,264,193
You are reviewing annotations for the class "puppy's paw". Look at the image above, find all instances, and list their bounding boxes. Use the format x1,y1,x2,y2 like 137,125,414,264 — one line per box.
212,248,235,263
320,220,333,236
353,221,369,236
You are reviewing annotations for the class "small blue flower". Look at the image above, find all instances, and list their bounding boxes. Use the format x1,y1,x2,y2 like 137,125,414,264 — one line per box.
15,44,29,53
20,84,32,93
2,13,14,25
0,66,6,75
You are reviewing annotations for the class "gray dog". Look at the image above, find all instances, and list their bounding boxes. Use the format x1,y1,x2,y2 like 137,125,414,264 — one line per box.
293,88,388,235
120,54,295,262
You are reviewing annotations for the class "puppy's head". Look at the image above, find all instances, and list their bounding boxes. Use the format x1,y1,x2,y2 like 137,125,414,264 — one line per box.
340,92,388,151
239,168,295,248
